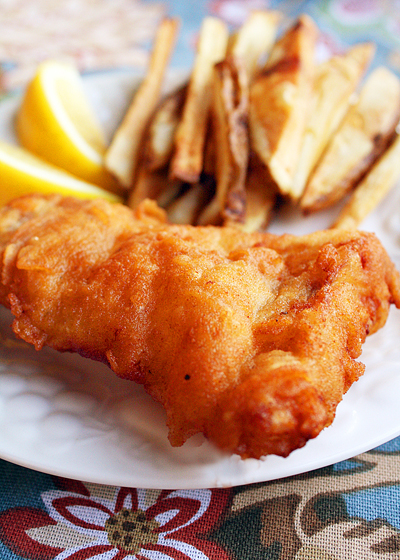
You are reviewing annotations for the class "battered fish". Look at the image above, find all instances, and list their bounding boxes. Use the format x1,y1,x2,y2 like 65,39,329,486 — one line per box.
0,194,399,459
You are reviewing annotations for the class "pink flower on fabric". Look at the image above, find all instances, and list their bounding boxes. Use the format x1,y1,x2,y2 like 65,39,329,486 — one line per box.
0,480,231,560
330,0,384,25
208,0,270,26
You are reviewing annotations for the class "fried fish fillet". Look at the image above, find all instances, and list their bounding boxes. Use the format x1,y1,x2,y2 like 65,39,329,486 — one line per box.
0,194,399,459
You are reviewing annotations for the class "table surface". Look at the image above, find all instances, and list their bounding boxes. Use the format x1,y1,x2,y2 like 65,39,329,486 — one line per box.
1,0,400,559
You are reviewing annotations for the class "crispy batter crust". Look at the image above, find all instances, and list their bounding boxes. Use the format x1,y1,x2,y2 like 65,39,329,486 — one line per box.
0,194,399,458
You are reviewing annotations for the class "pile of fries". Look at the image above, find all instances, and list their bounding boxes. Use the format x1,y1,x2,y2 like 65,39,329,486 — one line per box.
105,11,400,232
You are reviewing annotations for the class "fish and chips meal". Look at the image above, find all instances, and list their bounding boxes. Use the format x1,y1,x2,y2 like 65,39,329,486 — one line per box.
1,11,400,459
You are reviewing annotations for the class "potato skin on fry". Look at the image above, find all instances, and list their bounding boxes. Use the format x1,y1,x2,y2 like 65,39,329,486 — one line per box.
212,56,249,224
333,133,400,229
249,15,318,198
142,84,187,172
0,194,399,459
301,66,400,214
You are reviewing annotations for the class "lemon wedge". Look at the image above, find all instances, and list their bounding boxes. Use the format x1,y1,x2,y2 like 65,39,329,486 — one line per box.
15,59,121,193
0,139,122,206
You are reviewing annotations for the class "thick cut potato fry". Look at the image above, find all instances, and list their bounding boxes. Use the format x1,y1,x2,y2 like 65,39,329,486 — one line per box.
292,43,375,199
142,84,187,171
229,10,281,80
332,134,400,229
249,15,318,198
105,17,180,188
199,153,277,231
196,193,222,226
225,154,277,232
127,165,182,209
167,180,214,224
212,56,249,224
301,67,400,214
169,17,229,183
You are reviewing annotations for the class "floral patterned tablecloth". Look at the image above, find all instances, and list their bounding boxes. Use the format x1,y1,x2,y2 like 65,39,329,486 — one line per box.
1,0,400,559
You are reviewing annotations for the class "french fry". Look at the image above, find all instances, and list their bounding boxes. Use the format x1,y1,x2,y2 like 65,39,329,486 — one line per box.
197,49,253,228
127,164,182,209
211,56,249,224
105,17,180,188
142,84,187,171
301,67,400,214
292,42,375,199
196,186,221,226
249,15,318,199
157,178,184,208
225,154,277,232
169,17,229,183
108,11,399,232
332,133,400,230
198,155,277,232
167,180,214,224
229,10,281,80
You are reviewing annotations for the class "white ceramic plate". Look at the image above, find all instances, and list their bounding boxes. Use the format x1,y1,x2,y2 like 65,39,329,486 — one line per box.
0,70,400,489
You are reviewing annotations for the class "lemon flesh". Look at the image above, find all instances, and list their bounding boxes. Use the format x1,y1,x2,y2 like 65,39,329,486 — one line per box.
0,139,122,206
16,60,121,193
